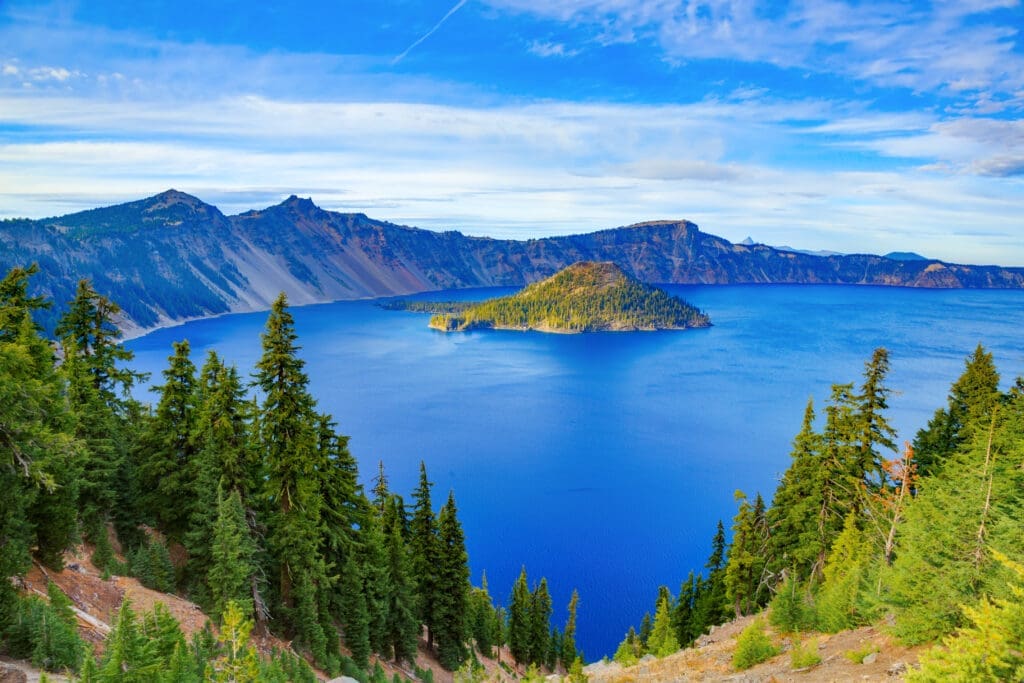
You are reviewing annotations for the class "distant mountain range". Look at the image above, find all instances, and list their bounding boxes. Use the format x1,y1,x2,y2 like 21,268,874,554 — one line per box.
3,190,1022,335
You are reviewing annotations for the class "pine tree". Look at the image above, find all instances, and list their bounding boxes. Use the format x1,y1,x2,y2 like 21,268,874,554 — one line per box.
766,399,823,581
98,599,161,681
208,488,257,622
360,509,391,657
409,461,440,648
815,514,872,632
338,552,371,669
561,588,579,668
724,491,764,617
137,340,197,539
508,567,532,665
854,347,898,488
528,578,552,666
470,573,497,657
433,492,470,670
384,517,419,664
253,293,326,648
913,345,1001,477
646,594,680,657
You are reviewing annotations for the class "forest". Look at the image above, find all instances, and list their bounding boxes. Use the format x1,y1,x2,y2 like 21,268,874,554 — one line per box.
420,262,711,333
613,343,1024,680
0,264,583,681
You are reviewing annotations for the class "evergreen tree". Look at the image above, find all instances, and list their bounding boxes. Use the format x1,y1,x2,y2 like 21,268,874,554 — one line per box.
433,492,470,670
724,491,764,617
338,552,371,669
137,340,197,539
360,510,391,657
528,578,552,666
97,599,161,681
57,280,143,525
767,399,823,581
646,594,680,657
253,293,326,649
815,514,872,632
208,488,257,622
854,347,898,488
913,345,1001,477
409,461,440,648
638,612,652,649
508,567,532,665
470,573,497,657
561,588,579,668
384,517,419,664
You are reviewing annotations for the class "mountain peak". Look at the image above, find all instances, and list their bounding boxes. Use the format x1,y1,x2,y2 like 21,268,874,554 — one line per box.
279,195,320,212
147,189,208,208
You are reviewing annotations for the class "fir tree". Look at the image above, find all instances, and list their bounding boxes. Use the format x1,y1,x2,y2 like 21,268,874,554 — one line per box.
561,588,579,668
508,567,532,665
433,492,470,670
646,594,680,657
338,552,371,669
360,509,391,657
384,517,419,664
137,340,197,539
409,461,440,648
253,293,326,648
208,488,257,622
528,578,552,666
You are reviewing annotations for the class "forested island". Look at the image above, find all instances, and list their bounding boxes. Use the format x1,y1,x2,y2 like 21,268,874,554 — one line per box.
388,262,710,333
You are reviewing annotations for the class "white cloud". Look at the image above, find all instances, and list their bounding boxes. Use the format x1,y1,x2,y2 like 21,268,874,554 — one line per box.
527,40,581,57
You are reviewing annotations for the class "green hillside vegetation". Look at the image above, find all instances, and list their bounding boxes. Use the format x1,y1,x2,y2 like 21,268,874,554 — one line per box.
420,261,710,332
0,264,578,680
615,344,1024,680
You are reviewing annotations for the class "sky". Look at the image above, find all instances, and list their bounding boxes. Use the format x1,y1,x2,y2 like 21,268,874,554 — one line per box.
1,1,1023,264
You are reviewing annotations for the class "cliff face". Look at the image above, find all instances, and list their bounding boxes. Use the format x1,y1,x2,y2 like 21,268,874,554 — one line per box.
3,190,1023,334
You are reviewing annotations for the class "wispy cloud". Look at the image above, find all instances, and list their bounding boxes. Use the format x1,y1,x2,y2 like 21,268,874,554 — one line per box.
393,0,470,65
527,40,580,58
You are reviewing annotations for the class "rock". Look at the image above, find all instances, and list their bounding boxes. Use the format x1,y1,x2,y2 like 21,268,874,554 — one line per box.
0,662,27,683
326,677,361,683
887,661,908,676
639,654,657,663
862,652,878,665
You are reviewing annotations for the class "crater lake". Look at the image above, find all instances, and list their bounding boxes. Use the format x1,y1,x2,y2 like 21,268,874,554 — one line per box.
126,284,1024,659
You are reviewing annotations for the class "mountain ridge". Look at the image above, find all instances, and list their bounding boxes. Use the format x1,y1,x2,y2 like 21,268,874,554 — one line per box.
4,189,1023,335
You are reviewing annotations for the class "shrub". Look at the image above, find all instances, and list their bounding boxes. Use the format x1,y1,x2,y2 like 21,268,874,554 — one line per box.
732,618,780,670
789,637,821,669
843,643,879,664
769,576,815,633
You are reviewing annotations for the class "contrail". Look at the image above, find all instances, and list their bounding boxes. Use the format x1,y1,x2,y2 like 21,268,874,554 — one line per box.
392,0,469,65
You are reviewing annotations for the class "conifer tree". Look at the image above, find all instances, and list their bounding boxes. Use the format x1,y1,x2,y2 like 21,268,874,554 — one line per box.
138,340,197,539
208,488,257,622
470,573,497,657
854,347,898,487
360,509,391,657
724,491,765,617
767,399,823,581
815,514,872,632
528,578,552,666
253,293,326,648
384,517,419,664
508,567,532,665
647,594,680,657
913,345,1001,477
409,461,440,648
560,588,579,668
338,552,371,669
434,492,470,670
57,280,142,525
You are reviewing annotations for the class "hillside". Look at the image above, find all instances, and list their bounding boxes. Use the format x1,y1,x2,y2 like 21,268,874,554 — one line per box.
422,261,711,332
3,190,1024,335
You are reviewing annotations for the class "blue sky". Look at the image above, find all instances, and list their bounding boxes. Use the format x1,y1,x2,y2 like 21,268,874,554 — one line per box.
1,1,1022,264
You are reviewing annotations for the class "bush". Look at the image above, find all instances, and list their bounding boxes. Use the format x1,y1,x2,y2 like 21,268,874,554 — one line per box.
732,618,779,670
844,643,879,664
769,576,815,633
3,588,85,672
789,637,821,669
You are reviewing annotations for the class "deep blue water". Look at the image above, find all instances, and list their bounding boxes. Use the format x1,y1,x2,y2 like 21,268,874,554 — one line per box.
127,285,1024,659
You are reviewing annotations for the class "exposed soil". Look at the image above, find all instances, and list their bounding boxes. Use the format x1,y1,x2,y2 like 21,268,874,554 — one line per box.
584,613,926,683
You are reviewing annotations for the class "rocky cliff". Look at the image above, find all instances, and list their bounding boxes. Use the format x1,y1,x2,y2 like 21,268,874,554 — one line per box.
3,190,1022,335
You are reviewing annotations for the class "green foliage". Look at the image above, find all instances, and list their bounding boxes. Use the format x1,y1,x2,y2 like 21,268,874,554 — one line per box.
731,618,779,671
768,576,814,634
428,262,710,332
2,590,85,672
789,637,821,669
647,594,680,657
909,550,1024,682
612,627,641,666
561,588,580,668
129,537,176,593
843,643,879,664
208,488,256,621
815,515,873,632
724,491,768,617
434,492,470,670
508,567,531,665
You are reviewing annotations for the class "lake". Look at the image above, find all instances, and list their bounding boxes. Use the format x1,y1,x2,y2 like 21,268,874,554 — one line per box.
127,284,1024,659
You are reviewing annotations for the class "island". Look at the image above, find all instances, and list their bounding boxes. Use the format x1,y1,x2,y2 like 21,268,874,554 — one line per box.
385,261,711,333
